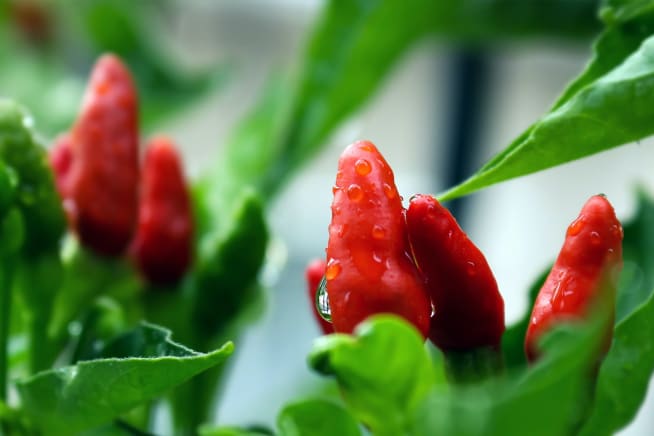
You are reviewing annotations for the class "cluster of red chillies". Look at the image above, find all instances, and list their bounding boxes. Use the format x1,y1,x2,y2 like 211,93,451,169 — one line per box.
306,140,623,362
48,54,194,286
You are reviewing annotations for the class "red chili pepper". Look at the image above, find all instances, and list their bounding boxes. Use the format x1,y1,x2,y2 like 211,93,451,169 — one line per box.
406,194,505,351
305,259,334,335
525,195,623,362
66,54,140,256
130,136,193,285
325,140,431,337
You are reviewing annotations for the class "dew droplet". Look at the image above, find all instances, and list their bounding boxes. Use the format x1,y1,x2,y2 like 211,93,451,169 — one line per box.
355,159,372,176
325,258,341,280
347,184,363,202
372,225,385,240
466,261,476,276
383,183,396,200
567,216,584,236
611,223,624,239
590,231,601,245
332,185,339,194
430,300,436,317
315,276,332,322
333,205,342,216
372,251,383,264
338,224,347,237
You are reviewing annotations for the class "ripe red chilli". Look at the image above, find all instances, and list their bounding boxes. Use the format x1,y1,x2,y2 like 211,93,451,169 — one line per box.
325,140,431,337
305,259,334,335
406,194,505,351
130,136,193,285
67,54,140,256
525,195,623,362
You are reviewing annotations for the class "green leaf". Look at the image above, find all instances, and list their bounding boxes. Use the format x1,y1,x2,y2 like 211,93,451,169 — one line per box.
17,323,233,435
414,319,607,436
308,315,441,436
440,28,654,201
277,399,361,436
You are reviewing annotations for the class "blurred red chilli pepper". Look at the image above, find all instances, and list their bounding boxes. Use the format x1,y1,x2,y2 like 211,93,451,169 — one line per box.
406,194,505,351
64,54,140,256
305,259,333,335
525,195,623,362
325,140,431,337
130,136,193,285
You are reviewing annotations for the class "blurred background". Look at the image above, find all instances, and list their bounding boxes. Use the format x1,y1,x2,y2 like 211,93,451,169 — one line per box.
2,0,653,434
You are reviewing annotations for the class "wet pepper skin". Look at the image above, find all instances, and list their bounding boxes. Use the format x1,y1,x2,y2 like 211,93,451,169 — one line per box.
305,258,334,334
131,137,193,285
326,140,431,337
525,195,623,362
67,54,140,256
406,195,505,351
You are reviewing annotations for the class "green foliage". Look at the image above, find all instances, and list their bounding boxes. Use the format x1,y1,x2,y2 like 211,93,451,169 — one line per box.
3,0,654,434
16,323,233,435
0,100,64,253
309,316,442,436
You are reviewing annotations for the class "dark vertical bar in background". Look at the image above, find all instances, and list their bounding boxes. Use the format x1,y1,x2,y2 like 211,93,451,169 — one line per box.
441,50,490,225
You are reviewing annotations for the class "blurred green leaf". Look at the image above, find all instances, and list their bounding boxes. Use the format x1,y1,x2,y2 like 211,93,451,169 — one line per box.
616,188,654,322
258,0,438,196
308,316,441,436
277,399,361,436
191,188,268,338
17,322,233,435
579,288,654,435
0,0,226,136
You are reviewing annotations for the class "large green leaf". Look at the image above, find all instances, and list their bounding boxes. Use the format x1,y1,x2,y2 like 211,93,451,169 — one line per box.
440,27,654,200
16,323,233,435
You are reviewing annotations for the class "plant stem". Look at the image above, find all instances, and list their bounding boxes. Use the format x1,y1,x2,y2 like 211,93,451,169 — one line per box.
0,260,14,401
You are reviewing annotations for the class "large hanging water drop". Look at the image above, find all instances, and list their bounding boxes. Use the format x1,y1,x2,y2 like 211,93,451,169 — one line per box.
315,276,332,322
